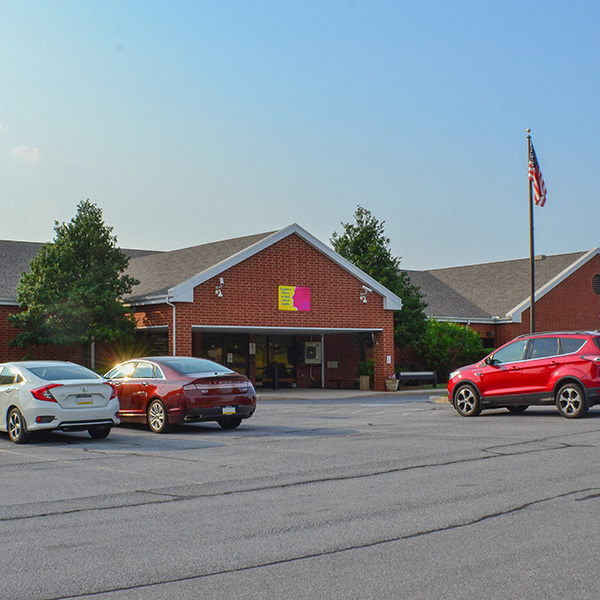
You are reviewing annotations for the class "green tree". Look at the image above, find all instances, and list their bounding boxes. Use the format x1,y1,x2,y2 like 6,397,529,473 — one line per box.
9,200,139,348
413,319,486,381
330,205,428,350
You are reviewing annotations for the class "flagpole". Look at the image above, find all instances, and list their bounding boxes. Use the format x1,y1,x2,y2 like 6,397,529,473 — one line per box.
527,128,536,333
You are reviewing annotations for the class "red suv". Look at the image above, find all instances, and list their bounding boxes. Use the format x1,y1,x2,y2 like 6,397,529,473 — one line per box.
448,331,600,418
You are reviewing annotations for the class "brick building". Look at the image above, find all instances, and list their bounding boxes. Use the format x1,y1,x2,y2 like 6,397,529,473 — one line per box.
0,225,402,391
407,248,600,349
4,228,598,387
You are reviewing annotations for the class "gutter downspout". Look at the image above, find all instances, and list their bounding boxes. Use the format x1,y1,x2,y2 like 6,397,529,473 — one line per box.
165,295,176,356
321,334,325,389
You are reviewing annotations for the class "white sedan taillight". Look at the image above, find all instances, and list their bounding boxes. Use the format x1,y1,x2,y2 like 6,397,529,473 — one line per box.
31,384,62,402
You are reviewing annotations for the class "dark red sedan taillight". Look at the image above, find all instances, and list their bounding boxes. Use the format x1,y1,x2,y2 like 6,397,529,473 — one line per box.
31,384,62,402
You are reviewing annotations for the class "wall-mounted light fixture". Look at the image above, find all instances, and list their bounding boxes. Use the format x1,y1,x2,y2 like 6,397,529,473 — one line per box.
215,277,224,298
360,285,373,303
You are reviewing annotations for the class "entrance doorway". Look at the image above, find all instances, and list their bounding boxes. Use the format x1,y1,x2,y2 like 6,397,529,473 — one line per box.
198,333,249,376
255,335,296,388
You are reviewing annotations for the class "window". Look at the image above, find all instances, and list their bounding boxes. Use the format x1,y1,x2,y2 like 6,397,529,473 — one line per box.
199,333,248,375
559,337,586,355
28,364,100,381
105,362,136,379
254,335,297,385
492,339,528,364
0,366,21,385
133,362,157,379
529,337,559,360
161,357,232,375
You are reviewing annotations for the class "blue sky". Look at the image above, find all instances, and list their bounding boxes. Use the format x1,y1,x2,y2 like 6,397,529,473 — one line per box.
2,0,599,270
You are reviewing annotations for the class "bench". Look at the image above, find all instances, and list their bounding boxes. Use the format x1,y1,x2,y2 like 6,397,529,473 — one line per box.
396,371,437,387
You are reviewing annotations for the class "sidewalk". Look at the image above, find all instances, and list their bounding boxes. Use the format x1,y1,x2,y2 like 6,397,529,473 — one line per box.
256,386,448,402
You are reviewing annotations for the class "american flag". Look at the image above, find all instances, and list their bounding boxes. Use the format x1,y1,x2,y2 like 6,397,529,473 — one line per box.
528,141,547,207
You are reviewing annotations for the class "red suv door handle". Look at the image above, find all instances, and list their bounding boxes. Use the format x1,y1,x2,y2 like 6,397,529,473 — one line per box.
510,366,520,371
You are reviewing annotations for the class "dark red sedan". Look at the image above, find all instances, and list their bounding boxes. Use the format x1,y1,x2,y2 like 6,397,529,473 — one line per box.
104,357,256,433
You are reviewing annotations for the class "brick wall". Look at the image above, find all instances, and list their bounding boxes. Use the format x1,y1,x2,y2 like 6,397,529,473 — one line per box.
467,323,497,347
186,234,389,330
0,306,87,364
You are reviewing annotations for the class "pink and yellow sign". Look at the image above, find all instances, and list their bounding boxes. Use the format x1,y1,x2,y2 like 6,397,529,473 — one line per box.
278,286,311,312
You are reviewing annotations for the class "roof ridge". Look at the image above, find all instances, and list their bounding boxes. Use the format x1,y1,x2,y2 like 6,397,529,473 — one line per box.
149,230,280,256
426,249,590,273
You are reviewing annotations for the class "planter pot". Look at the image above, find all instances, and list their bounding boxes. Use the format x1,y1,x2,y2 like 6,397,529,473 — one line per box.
359,375,370,390
385,379,399,392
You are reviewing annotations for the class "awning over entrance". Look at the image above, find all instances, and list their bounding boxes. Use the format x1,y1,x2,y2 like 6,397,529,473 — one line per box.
190,325,383,335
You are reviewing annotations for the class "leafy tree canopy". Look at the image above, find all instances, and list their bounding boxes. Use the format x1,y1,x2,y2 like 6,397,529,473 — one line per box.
9,200,140,347
331,205,401,290
330,205,427,349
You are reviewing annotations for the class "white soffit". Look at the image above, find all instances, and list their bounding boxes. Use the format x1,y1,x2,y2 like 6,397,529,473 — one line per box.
191,325,383,336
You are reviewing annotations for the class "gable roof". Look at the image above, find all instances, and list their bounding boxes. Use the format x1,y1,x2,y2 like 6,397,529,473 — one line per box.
126,231,275,302
126,223,404,310
410,249,598,323
0,226,403,311
0,239,158,305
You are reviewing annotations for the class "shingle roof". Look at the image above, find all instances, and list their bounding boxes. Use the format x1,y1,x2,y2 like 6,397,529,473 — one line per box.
0,241,45,301
0,240,158,302
126,231,276,301
405,270,490,319
410,250,595,322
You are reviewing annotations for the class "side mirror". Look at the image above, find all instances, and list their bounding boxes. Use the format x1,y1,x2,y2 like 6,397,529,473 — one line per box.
485,356,494,366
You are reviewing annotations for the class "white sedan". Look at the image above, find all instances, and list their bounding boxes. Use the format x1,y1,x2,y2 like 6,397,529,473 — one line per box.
0,361,120,444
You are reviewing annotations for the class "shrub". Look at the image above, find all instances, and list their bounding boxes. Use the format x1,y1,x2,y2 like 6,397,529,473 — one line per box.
413,319,485,382
358,359,374,380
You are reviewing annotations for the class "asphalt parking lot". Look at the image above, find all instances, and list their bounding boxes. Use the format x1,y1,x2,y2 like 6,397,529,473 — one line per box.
1,390,600,599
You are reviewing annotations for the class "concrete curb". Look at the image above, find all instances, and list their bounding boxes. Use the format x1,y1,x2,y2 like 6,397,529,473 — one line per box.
429,395,450,404
256,388,447,402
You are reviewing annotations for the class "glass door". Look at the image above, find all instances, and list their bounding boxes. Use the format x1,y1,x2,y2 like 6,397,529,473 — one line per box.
255,335,296,387
200,333,249,376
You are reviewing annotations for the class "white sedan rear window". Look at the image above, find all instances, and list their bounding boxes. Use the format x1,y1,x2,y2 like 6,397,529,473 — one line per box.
28,365,101,381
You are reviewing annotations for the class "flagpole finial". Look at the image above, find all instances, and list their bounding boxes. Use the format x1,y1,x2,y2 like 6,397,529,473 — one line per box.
527,128,531,134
